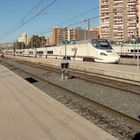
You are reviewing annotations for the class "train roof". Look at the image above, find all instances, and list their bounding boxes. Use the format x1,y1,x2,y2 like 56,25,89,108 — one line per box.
69,39,108,45
45,39,110,47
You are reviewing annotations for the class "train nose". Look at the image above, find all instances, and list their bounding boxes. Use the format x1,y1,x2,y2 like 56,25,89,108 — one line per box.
114,56,120,63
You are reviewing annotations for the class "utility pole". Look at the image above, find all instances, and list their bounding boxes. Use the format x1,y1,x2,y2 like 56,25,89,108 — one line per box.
84,19,90,40
87,19,90,40
13,41,15,58
63,27,67,61
60,27,69,81
136,38,140,70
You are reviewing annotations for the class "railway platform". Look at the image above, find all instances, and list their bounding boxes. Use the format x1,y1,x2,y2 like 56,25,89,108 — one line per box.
0,64,117,140
5,55,140,85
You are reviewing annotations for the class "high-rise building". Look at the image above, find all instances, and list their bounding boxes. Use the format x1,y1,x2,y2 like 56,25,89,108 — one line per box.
100,0,140,44
138,0,140,36
50,27,68,45
50,27,99,45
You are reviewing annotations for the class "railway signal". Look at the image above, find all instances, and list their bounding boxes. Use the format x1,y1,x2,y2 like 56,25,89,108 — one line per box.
60,60,69,80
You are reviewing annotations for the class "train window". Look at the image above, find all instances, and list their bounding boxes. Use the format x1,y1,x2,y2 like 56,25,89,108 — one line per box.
131,49,140,52
47,51,53,54
37,51,43,54
98,41,112,49
92,40,112,50
29,51,33,54
92,42,97,47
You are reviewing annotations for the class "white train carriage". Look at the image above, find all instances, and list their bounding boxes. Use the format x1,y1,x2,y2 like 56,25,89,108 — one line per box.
4,39,120,63
113,44,140,57
23,48,36,57
2,49,14,55
43,39,120,63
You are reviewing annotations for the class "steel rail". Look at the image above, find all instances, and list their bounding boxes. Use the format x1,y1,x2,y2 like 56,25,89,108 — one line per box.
7,58,140,96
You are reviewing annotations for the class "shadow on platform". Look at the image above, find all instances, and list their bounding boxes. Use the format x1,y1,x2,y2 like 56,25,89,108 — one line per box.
133,132,140,140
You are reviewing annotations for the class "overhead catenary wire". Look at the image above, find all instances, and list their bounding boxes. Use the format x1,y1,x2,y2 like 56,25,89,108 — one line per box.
32,6,100,35
35,0,139,36
33,0,135,35
0,0,44,38
0,0,58,40
1,0,139,42
0,1,116,40
33,15,100,38
35,6,99,35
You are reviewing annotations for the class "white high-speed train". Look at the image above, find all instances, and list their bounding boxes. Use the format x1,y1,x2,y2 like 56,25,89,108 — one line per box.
113,44,140,57
4,39,120,63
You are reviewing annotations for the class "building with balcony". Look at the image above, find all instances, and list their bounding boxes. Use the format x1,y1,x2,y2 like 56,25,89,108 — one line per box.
50,27,99,45
100,0,140,44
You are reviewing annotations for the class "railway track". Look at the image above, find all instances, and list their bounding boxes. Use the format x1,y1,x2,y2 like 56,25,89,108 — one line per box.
6,57,140,96
1,58,140,139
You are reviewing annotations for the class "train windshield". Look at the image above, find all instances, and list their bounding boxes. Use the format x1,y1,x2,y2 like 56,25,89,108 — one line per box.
92,40,112,50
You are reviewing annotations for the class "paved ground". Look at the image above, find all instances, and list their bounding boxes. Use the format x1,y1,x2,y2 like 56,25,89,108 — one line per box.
0,64,117,140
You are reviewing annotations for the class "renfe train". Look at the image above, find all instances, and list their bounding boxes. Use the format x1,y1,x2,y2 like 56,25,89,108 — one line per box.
4,39,120,63
112,44,140,57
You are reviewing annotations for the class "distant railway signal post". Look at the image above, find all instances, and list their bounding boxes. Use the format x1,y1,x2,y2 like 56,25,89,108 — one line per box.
60,60,69,80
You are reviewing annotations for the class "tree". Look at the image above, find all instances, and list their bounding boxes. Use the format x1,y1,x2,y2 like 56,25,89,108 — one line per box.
28,35,46,48
41,36,47,47
14,42,26,49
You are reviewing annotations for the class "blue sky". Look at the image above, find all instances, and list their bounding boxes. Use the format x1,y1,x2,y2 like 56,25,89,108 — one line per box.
0,0,99,43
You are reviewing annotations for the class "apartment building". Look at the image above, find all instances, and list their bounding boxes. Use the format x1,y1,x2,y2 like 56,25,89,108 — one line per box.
50,28,67,45
138,0,140,36
100,0,140,44
18,33,30,45
50,27,99,45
